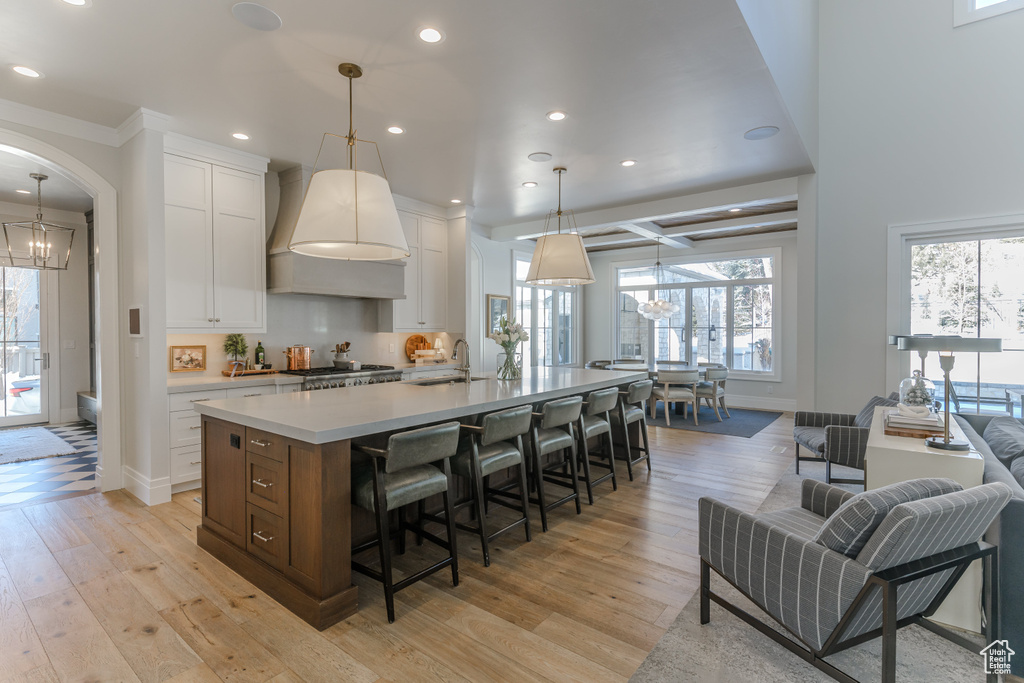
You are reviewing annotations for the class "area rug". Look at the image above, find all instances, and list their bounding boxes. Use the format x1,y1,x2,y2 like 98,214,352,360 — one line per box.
0,427,78,465
646,404,783,438
630,462,987,682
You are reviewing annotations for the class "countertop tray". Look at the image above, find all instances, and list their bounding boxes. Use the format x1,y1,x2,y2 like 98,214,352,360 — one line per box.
220,369,279,377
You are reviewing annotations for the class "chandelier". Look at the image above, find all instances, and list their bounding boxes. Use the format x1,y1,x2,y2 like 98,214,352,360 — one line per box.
2,173,75,271
525,167,595,286
289,63,410,261
637,239,679,320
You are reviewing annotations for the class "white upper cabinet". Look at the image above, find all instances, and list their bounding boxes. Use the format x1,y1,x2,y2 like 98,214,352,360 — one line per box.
165,153,266,332
381,209,447,332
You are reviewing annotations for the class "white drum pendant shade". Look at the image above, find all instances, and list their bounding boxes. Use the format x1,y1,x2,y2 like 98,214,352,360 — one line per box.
525,233,595,286
289,169,410,261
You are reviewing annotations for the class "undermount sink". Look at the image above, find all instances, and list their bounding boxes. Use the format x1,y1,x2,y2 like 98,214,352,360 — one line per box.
407,375,488,386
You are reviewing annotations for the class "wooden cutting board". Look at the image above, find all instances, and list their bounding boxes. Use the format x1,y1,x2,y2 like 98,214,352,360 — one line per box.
405,334,429,361
221,369,278,377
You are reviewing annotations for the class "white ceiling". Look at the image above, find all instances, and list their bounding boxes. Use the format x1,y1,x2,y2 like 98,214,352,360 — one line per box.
0,0,813,227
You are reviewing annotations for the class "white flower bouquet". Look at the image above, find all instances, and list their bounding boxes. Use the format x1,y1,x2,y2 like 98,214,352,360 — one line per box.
488,316,528,380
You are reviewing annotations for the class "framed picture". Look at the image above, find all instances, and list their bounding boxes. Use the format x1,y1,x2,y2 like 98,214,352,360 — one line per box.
487,294,510,333
170,345,206,372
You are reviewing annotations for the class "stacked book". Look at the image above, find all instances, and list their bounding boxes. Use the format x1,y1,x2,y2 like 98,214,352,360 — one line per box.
885,409,944,435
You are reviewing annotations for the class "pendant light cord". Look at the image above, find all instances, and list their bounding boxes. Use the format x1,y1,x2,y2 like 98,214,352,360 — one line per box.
36,176,43,222
347,72,355,170
556,168,563,234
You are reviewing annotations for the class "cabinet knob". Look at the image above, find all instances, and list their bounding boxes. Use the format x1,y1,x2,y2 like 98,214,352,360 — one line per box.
215,318,221,322
252,531,274,543
251,478,273,488
208,318,214,322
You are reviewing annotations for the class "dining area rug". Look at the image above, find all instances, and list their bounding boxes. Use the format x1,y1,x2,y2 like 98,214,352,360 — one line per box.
646,404,783,438
0,426,79,465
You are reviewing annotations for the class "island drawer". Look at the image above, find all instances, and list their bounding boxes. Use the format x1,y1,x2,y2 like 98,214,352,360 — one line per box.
246,503,287,571
246,427,286,462
246,452,286,516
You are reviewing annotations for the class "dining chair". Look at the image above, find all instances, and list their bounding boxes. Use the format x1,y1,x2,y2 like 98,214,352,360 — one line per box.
650,369,700,426
695,367,730,421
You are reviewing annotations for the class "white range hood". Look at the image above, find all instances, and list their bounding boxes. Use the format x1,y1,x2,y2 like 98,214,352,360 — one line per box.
267,166,406,299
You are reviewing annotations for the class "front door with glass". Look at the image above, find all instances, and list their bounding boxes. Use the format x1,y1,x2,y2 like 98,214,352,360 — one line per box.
1,267,47,426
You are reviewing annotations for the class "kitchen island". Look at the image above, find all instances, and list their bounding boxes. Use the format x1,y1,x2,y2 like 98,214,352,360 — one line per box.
192,367,647,629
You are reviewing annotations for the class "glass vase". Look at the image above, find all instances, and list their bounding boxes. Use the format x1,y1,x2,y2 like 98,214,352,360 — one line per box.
899,370,936,408
497,350,523,381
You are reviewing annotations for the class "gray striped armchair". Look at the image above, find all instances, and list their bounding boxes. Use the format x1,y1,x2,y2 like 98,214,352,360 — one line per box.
699,478,1012,683
793,395,897,486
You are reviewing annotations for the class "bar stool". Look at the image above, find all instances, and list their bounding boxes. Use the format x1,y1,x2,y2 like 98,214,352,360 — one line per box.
451,405,533,567
610,379,654,481
576,387,619,504
695,367,730,421
529,395,583,532
350,421,461,623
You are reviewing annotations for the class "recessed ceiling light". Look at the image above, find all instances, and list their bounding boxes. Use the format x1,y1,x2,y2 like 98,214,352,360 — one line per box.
522,182,538,188
16,189,31,194
744,126,780,141
528,152,552,162
450,199,462,204
620,160,636,167
546,111,567,122
12,66,42,78
61,0,91,6
418,27,445,43
729,208,742,212
387,126,404,135
232,133,250,140
231,2,282,31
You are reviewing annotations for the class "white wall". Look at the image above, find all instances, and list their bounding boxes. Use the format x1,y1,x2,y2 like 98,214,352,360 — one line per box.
584,232,800,410
815,0,1024,411
470,231,529,373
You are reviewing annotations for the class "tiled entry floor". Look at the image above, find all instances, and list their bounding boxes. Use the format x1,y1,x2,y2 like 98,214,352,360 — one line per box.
0,421,98,507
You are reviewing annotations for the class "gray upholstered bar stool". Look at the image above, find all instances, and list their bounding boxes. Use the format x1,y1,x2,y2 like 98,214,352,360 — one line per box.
529,395,583,532
695,366,730,420
350,421,461,623
610,379,654,481
576,387,619,504
451,405,533,567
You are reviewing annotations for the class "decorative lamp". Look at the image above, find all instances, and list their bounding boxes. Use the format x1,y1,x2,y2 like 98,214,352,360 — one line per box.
897,335,1002,450
637,238,680,320
2,173,74,270
709,324,718,342
289,63,410,261
525,167,595,285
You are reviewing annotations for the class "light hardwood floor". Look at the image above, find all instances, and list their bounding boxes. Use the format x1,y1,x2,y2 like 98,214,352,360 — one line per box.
0,414,795,682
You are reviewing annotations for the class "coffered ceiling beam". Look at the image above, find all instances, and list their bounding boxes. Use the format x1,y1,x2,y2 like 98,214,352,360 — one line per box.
581,211,798,248
619,222,694,249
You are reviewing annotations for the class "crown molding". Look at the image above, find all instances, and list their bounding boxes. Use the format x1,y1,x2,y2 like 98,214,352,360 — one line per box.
0,97,120,147
116,108,171,145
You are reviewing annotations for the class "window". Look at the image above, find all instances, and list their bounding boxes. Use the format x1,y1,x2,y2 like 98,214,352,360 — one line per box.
954,0,1024,26
514,255,578,366
614,251,778,377
908,234,1024,412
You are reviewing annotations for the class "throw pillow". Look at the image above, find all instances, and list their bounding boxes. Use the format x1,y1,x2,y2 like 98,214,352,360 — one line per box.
813,477,963,558
853,395,899,429
982,416,1024,468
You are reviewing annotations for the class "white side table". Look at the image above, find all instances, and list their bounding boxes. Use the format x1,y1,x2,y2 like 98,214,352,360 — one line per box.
864,406,985,633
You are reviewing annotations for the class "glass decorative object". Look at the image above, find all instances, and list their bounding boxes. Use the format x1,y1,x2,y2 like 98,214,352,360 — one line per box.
899,370,936,408
497,351,523,381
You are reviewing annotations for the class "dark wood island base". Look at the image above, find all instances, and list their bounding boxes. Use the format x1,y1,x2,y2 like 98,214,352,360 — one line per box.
197,416,360,630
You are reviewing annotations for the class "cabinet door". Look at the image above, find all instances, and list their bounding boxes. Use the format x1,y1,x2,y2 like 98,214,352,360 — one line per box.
165,155,214,328
201,418,247,548
212,166,265,330
419,216,447,330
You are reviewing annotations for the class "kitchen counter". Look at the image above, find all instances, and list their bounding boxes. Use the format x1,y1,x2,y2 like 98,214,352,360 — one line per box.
167,373,303,393
193,366,647,629
193,367,647,444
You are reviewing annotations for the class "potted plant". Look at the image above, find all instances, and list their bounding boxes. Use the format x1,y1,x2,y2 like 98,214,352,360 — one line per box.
223,333,248,373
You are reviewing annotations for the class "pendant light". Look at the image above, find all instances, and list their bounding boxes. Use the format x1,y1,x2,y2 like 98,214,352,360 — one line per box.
2,173,75,271
525,167,595,285
637,238,679,320
288,63,410,261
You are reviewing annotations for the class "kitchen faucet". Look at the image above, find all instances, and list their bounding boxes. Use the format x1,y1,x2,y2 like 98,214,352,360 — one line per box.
452,339,471,382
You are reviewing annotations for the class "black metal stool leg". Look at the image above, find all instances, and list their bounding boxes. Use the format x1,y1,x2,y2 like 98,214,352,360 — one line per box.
442,459,459,587
372,465,397,623
578,427,595,505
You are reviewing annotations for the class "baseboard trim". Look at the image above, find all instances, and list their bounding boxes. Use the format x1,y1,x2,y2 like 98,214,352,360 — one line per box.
122,466,171,506
725,395,797,412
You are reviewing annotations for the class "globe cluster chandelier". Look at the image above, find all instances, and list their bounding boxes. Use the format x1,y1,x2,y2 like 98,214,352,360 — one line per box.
637,239,679,320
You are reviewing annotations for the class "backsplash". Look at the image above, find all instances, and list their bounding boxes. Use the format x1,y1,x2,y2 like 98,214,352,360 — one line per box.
167,293,461,378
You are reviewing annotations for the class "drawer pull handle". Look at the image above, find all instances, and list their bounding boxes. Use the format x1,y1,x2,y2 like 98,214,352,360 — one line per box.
190,460,201,465
250,439,271,447
251,478,273,488
252,531,274,543
189,425,202,431
191,398,211,403
244,393,261,397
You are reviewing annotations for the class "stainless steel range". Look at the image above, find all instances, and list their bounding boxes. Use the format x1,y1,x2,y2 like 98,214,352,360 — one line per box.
283,365,403,391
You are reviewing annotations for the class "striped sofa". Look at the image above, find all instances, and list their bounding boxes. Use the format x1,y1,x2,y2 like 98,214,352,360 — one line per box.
699,478,1012,683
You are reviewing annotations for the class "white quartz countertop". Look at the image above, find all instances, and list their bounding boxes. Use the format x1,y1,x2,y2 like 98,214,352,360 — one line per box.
167,374,303,393
193,367,648,444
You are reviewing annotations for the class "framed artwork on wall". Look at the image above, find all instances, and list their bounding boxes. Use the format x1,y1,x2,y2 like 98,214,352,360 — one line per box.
170,345,206,372
487,294,510,333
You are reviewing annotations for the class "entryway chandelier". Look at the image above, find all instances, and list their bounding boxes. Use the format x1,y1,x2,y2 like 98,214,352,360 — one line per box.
289,63,410,261
2,173,75,271
637,238,679,320
525,167,595,286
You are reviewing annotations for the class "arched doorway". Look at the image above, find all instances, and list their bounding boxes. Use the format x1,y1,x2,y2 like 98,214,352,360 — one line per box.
0,128,122,492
